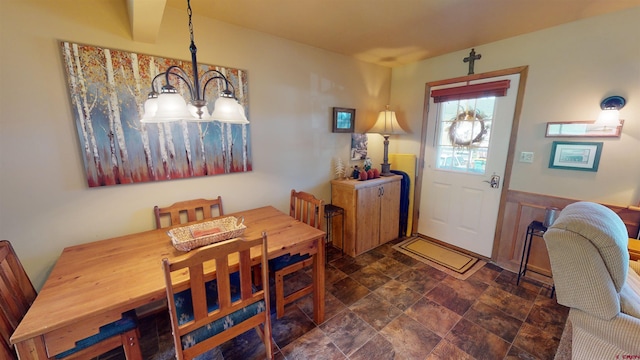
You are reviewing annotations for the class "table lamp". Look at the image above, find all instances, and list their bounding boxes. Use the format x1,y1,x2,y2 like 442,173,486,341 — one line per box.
368,105,406,176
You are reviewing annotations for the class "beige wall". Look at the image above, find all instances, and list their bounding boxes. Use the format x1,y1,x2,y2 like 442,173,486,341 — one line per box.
389,8,640,207
2,1,638,288
0,0,391,287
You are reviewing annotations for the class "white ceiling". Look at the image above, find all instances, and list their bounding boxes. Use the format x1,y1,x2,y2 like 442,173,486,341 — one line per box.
133,0,640,68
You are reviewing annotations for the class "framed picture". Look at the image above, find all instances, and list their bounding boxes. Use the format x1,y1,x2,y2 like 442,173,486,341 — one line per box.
59,41,252,187
545,120,623,138
548,141,603,172
350,133,368,160
333,107,355,133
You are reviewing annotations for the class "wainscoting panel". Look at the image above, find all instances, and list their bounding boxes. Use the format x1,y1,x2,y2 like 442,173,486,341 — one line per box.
495,190,640,279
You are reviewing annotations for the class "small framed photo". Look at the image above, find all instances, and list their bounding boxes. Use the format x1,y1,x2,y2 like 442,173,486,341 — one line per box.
548,141,603,172
350,133,368,160
332,107,355,133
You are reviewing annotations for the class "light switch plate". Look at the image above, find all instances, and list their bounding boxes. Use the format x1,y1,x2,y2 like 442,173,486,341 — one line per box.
520,152,534,163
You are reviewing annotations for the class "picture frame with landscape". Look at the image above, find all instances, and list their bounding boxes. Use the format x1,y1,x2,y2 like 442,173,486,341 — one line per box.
332,107,355,133
548,141,603,172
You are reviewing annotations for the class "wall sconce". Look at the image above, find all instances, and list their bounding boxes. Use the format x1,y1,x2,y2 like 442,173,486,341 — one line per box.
368,105,406,176
595,95,625,128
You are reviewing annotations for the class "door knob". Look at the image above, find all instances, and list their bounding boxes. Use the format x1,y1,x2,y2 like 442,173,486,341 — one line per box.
482,174,500,188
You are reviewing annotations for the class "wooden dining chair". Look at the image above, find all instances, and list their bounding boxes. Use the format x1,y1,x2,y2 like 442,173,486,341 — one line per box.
162,232,273,360
269,190,324,318
145,197,226,317
0,240,143,360
154,196,224,229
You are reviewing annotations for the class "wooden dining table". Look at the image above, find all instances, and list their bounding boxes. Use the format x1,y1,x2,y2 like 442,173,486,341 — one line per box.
10,206,325,359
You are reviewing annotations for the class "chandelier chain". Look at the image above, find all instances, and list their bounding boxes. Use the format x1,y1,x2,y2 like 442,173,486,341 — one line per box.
187,0,194,44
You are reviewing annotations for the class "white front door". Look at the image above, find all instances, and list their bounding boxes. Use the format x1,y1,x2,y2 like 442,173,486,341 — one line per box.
417,73,520,257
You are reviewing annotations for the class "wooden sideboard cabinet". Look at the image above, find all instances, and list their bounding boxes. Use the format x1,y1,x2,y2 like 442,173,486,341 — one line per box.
331,175,401,257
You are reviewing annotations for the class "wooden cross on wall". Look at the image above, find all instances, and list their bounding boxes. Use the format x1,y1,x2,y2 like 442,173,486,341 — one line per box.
463,48,482,75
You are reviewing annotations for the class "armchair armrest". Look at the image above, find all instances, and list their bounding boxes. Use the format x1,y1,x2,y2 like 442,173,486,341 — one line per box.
570,308,640,356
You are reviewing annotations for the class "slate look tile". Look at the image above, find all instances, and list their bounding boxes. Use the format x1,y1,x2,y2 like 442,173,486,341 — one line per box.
374,279,422,311
512,322,562,360
405,297,461,338
463,301,523,342
328,276,370,306
349,265,392,291
349,333,396,360
131,242,570,360
319,309,377,356
446,318,511,360
349,293,403,331
380,314,442,359
369,256,410,278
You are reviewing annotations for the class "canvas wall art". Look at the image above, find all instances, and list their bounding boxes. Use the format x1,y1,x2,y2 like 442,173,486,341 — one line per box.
60,41,252,187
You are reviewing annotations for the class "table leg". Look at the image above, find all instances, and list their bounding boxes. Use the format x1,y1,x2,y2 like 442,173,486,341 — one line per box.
15,336,48,360
517,226,534,285
312,236,325,324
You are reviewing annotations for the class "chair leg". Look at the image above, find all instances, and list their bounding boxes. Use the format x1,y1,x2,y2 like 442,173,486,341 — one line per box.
254,324,274,360
274,258,314,319
121,328,143,360
275,271,286,318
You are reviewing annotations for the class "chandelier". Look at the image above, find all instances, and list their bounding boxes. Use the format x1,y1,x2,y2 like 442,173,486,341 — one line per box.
141,0,248,124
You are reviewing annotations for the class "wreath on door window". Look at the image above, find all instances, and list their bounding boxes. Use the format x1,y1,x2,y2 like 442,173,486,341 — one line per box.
448,110,487,146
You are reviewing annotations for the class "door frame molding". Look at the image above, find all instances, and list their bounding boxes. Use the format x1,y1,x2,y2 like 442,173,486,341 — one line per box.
412,66,529,259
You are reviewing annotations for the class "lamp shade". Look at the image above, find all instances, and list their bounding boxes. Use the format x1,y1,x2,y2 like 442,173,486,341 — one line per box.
594,95,625,128
141,91,191,123
368,108,406,135
210,97,249,124
140,96,158,123
595,109,621,127
141,93,249,124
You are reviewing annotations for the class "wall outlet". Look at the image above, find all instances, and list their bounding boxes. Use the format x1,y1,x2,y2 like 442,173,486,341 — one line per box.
520,151,534,163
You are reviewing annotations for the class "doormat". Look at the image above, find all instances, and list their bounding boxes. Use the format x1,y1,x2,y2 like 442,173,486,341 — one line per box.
393,237,484,279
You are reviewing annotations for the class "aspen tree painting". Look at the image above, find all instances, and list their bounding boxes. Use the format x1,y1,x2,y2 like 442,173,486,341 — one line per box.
60,42,252,187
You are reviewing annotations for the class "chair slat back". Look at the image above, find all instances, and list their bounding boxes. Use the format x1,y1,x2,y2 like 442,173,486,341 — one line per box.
290,190,324,230
0,240,37,360
154,197,224,229
163,233,271,360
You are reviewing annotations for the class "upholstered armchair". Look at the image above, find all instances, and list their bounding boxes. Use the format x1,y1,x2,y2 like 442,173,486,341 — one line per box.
543,202,640,359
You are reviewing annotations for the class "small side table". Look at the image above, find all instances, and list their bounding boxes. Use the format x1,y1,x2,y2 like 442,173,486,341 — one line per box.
324,204,345,261
517,220,555,297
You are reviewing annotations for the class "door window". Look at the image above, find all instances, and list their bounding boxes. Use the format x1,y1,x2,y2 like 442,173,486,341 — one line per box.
435,97,496,175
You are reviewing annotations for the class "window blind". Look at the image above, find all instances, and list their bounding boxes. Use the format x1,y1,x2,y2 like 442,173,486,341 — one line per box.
431,80,511,103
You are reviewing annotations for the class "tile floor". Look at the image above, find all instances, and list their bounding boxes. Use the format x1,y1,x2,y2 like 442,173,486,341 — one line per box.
103,238,569,360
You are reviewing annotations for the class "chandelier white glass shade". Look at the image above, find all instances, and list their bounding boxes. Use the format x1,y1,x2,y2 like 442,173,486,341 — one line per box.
140,0,248,124
368,105,407,176
594,95,625,128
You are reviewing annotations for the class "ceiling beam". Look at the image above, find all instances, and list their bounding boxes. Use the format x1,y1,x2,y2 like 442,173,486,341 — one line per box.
126,0,167,43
